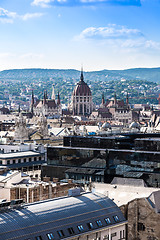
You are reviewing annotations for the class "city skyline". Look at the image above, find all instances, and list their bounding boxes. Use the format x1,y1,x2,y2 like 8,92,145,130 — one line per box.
0,0,160,71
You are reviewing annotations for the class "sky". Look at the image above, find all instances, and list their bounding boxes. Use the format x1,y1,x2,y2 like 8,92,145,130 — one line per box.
0,0,160,71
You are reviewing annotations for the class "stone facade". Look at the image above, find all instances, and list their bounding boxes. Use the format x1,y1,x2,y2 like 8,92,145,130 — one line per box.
14,113,29,141
33,87,61,117
120,198,160,240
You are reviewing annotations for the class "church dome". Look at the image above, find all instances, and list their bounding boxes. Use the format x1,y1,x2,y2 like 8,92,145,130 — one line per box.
73,70,91,96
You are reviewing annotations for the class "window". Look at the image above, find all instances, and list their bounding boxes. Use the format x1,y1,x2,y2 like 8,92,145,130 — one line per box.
13,160,15,164
77,225,84,232
105,218,111,224
120,230,125,239
29,158,32,162
57,230,65,238
39,156,41,161
47,233,54,240
35,236,42,240
7,160,10,165
68,227,75,235
80,104,83,114
111,232,117,240
138,222,145,231
87,222,94,229
113,215,119,222
24,158,26,162
34,157,37,161
96,220,103,227
103,235,109,240
18,159,21,163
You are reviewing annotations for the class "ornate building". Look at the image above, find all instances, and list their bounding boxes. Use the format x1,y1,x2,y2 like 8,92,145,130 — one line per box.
32,85,61,117
69,68,93,116
14,112,29,141
99,93,133,124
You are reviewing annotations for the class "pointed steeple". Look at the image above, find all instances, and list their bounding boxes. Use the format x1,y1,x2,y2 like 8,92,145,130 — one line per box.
114,92,117,105
57,91,61,105
43,90,46,105
80,66,84,82
51,84,55,100
102,93,105,105
45,90,48,99
18,104,21,113
31,90,34,105
30,90,34,114
126,92,129,105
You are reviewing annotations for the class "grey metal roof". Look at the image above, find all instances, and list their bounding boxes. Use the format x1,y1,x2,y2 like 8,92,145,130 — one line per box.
49,146,106,151
111,177,147,187
0,151,43,160
0,192,126,240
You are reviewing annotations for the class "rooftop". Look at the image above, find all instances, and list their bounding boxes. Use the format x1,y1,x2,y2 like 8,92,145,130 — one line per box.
94,183,160,207
0,151,42,159
0,192,126,240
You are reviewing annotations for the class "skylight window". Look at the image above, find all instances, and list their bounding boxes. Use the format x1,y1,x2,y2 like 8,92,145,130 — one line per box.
57,230,65,238
68,227,75,235
96,220,103,227
47,233,54,240
87,222,94,229
35,236,42,240
77,225,84,232
105,217,111,224
113,215,119,222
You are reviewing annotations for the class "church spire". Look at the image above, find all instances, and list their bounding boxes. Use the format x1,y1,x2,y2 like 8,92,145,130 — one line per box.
80,66,84,82
43,90,46,105
51,84,55,100
57,91,61,105
30,90,34,114
126,92,129,105
114,92,117,105
102,93,105,105
18,104,21,114
31,90,34,105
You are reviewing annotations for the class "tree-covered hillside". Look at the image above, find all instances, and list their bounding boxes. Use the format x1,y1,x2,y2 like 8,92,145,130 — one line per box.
0,68,159,105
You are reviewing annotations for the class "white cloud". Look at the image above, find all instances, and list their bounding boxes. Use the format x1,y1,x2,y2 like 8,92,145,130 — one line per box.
77,25,143,40
75,24,160,51
32,0,52,7
0,7,44,23
0,7,17,23
21,13,44,21
121,39,160,50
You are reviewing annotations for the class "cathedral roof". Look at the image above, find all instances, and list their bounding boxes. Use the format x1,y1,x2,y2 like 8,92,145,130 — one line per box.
73,70,91,96
35,99,57,109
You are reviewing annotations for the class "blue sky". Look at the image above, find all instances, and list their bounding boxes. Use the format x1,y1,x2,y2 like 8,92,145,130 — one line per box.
0,0,160,71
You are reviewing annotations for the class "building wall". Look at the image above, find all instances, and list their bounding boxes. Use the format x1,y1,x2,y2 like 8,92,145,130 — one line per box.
10,181,76,203
68,224,126,240
71,95,93,116
0,187,10,200
114,110,132,124
120,198,160,240
0,154,45,166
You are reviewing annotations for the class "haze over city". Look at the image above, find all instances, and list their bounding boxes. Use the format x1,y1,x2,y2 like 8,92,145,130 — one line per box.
0,0,160,71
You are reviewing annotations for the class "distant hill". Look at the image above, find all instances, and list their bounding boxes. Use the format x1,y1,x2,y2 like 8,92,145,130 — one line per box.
0,67,159,105
0,67,160,82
